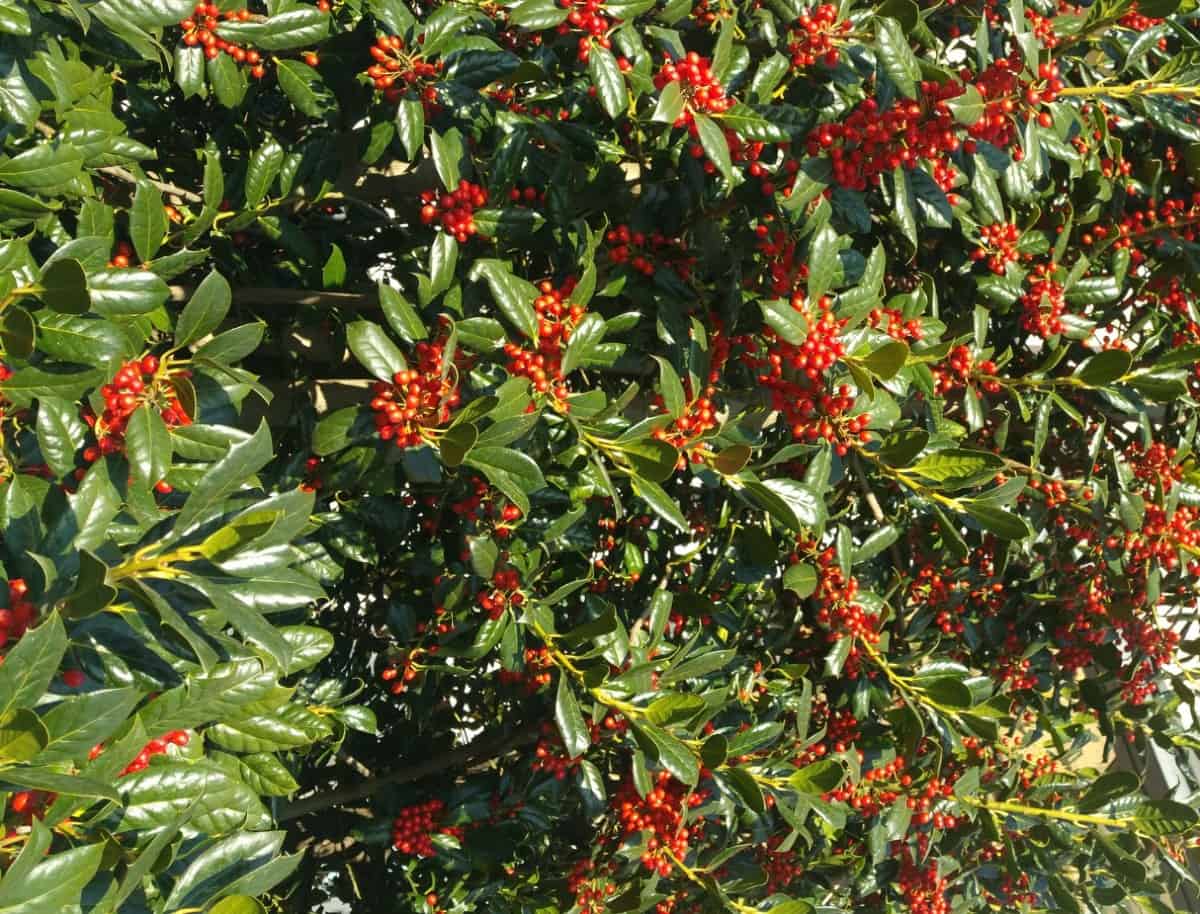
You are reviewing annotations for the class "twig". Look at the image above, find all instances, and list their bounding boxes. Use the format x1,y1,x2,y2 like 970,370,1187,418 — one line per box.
276,725,539,822
97,165,204,205
168,285,378,310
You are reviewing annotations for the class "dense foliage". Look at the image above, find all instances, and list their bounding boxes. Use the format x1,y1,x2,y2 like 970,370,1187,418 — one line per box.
2,0,1200,910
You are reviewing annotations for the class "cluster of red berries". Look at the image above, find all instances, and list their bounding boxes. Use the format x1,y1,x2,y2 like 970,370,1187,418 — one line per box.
791,700,860,766
83,356,188,489
391,798,464,856
507,184,546,207
1141,275,1193,317
604,225,696,280
896,848,952,914
737,294,873,452
532,721,584,779
369,341,461,448
8,790,53,822
1119,2,1165,31
87,730,190,775
932,345,999,396
651,386,719,457
1127,504,1200,575
787,4,849,69
418,181,488,243
1023,9,1060,48
477,568,523,620
969,222,1022,275
770,293,846,382
108,241,137,269
1126,440,1182,490
805,81,966,191
613,770,708,876
1019,268,1068,338
758,835,804,892
381,647,439,695
555,0,613,62
300,456,323,492
868,307,924,343
965,58,1060,149
0,580,33,650
179,4,266,77
367,34,443,108
568,860,618,914
497,647,553,693
503,278,584,399
653,53,733,126
802,539,880,645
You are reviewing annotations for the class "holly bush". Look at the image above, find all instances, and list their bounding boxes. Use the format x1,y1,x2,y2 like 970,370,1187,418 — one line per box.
4,0,1200,910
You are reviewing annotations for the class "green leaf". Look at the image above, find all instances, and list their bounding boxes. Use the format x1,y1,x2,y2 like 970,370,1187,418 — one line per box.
439,423,478,467
509,0,568,28
245,138,284,208
588,45,626,119
207,52,248,108
216,8,329,49
34,396,86,478
561,312,606,375
862,340,908,380
909,449,1002,484
429,232,458,297
630,476,688,532
465,446,546,513
347,320,407,381
693,113,733,182
783,561,818,597
947,85,984,126
210,897,267,914
645,693,706,726
0,614,67,719
469,260,539,340
119,760,271,834
723,766,765,814
637,722,699,785
37,258,89,314
789,759,843,793
88,269,170,316
652,356,686,419
379,283,428,343
1077,771,1140,813
0,143,84,190
277,59,336,118
875,17,921,97
395,98,426,160
555,675,590,758
760,298,808,345
0,767,119,802
1131,800,1198,836
853,524,899,563
37,688,140,764
824,637,851,676
176,270,231,347
0,709,48,763
175,44,206,98
915,676,974,708
130,179,167,263
176,421,273,531
807,223,841,303
430,129,464,189
0,840,103,913
124,404,172,488
652,80,685,124
964,502,1033,540
759,478,826,529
